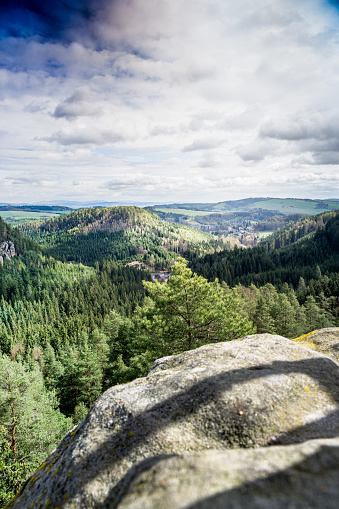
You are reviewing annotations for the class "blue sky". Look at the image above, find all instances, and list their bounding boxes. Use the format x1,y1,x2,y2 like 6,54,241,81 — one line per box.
1,0,339,203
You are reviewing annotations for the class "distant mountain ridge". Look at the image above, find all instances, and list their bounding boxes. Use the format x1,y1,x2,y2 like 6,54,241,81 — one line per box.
152,197,339,215
0,205,72,212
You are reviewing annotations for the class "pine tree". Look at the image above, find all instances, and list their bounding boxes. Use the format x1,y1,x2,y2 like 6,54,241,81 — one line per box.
138,257,255,357
0,354,72,505
76,341,103,410
253,297,275,334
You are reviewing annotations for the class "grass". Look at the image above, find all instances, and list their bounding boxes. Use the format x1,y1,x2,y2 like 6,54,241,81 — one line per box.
0,210,69,226
257,231,272,238
154,208,221,217
245,198,339,214
159,198,339,215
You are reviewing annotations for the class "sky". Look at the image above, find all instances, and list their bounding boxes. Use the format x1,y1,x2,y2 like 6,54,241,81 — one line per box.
1,0,339,204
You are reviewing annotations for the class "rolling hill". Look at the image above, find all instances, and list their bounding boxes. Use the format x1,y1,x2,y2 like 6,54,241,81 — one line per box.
153,197,339,215
21,206,229,268
191,210,339,289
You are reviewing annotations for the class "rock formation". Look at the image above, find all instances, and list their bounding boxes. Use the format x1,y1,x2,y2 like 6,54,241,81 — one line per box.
7,332,339,508
116,437,339,509
0,241,15,264
292,327,339,364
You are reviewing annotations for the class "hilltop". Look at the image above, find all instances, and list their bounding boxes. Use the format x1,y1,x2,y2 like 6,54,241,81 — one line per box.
22,206,228,268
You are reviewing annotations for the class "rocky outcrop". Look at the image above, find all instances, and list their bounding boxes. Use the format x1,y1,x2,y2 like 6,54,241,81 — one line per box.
0,241,15,264
292,328,339,364
117,437,339,509
7,332,339,508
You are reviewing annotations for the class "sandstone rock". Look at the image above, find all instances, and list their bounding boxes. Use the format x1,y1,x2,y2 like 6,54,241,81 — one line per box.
292,327,339,364
8,335,339,508
0,241,15,263
116,437,339,509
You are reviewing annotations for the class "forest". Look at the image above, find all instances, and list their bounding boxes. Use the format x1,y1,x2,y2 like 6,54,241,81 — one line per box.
0,206,338,506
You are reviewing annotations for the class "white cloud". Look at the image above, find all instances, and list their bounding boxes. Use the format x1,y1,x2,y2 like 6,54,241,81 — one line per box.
53,87,103,120
182,139,224,153
1,0,339,202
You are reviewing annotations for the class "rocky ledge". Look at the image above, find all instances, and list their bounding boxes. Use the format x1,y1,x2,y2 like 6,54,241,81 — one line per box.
7,330,339,508
0,241,15,264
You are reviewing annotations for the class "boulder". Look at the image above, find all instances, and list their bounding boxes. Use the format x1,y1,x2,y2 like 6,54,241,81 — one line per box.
8,334,339,508
292,327,339,364
116,437,339,509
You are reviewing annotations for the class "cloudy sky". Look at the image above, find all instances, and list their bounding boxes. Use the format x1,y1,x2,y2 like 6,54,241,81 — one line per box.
1,0,339,204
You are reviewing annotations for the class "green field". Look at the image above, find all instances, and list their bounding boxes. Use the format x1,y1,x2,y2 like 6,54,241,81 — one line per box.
257,231,272,238
155,198,339,215
0,210,69,226
245,198,339,214
154,208,220,217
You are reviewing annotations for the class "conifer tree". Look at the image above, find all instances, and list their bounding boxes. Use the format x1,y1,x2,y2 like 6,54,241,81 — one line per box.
76,341,103,410
0,355,72,505
138,257,255,356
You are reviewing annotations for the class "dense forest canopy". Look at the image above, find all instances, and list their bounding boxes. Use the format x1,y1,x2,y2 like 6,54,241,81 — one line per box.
192,211,339,288
0,205,339,505
0,216,38,255
21,206,229,268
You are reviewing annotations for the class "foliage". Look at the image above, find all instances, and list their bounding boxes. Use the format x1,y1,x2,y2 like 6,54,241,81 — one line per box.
0,252,150,356
21,206,227,268
135,258,255,356
0,216,38,255
192,212,339,290
0,208,339,504
0,355,72,506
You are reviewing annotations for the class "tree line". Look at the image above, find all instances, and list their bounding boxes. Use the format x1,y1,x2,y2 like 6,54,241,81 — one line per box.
1,209,339,505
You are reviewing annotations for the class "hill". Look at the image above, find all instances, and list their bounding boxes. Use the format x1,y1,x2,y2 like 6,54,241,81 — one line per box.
191,210,339,288
0,215,39,255
22,206,228,268
154,197,339,214
148,198,339,238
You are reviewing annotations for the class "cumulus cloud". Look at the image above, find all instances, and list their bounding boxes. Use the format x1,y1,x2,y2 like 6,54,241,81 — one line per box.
182,138,224,153
24,100,50,113
1,0,339,202
53,87,103,119
256,112,339,164
41,127,128,146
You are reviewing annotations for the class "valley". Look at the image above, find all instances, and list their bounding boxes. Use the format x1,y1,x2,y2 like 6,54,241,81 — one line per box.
0,200,338,506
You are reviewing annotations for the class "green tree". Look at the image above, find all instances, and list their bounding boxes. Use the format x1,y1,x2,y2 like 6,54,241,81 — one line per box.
253,296,275,334
76,341,103,410
138,257,255,357
0,355,72,505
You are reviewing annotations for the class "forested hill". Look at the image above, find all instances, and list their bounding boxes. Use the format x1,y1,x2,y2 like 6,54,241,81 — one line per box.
0,215,38,255
191,210,339,288
22,206,228,268
262,209,338,250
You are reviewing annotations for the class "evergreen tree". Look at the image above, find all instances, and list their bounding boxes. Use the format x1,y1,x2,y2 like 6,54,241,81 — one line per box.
138,257,255,357
0,355,72,505
253,297,275,334
76,341,103,410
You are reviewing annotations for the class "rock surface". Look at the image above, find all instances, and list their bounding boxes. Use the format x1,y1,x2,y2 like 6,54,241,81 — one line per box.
292,328,339,364
116,437,339,509
0,241,15,264
7,333,339,508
